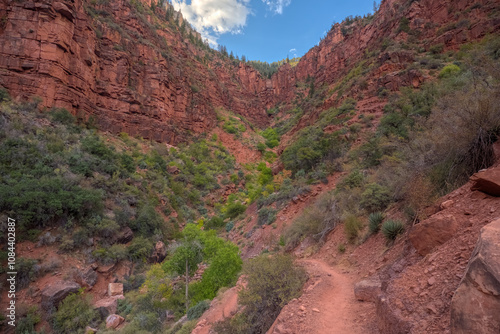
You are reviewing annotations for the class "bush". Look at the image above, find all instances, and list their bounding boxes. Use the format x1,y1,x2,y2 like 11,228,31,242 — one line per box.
16,258,39,289
257,207,277,226
285,194,340,250
52,293,98,334
128,236,154,262
131,205,165,237
16,306,40,334
439,64,461,78
225,202,246,219
368,212,385,234
344,214,362,241
93,244,127,265
49,108,75,125
360,183,391,212
187,300,210,320
381,220,405,241
205,216,224,230
225,221,234,232
215,254,306,334
0,87,10,102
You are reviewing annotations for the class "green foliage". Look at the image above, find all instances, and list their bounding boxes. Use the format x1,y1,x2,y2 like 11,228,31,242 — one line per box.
15,258,39,289
16,306,41,334
131,205,166,237
0,86,10,102
215,254,306,334
92,244,127,265
224,202,247,219
284,194,340,249
49,108,76,125
52,293,98,334
368,212,385,234
338,170,364,189
187,300,210,320
261,128,280,148
281,126,346,173
256,142,267,153
128,236,154,262
344,214,362,241
360,183,391,212
381,220,405,241
225,221,234,232
163,224,242,304
205,216,225,230
257,207,277,226
398,17,410,33
439,64,461,78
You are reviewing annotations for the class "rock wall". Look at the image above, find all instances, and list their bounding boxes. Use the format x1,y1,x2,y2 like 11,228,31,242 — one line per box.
450,218,500,334
0,0,272,143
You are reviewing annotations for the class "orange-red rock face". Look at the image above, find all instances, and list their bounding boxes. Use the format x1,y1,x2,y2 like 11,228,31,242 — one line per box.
0,0,272,143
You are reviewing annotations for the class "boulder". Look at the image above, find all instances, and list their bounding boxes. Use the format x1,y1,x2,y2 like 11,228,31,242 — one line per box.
150,241,167,263
376,295,412,334
470,168,500,196
106,314,125,329
116,227,134,244
108,283,123,297
94,295,125,318
74,266,98,288
167,166,181,175
41,281,81,310
409,215,460,256
354,279,382,302
450,219,500,334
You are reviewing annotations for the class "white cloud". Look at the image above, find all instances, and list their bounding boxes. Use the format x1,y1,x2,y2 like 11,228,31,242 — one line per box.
262,0,291,14
171,0,251,46
289,48,296,53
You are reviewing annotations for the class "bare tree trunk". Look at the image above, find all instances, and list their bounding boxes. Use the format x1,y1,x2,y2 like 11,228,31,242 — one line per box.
185,258,189,311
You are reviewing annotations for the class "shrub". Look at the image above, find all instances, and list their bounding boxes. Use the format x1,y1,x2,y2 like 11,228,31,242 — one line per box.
225,202,246,219
344,214,362,241
16,306,40,334
215,254,306,334
225,221,234,232
285,194,340,249
52,293,98,334
205,216,224,230
187,300,210,320
368,212,385,234
16,258,39,289
439,64,461,78
257,207,277,226
256,142,267,153
49,108,76,125
131,205,165,237
360,183,391,212
0,87,10,102
128,236,154,262
381,220,405,241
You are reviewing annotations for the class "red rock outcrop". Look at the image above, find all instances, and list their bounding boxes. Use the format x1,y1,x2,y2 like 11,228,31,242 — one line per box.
450,218,500,334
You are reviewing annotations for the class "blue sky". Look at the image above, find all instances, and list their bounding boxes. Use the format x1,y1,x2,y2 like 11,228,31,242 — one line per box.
171,0,377,63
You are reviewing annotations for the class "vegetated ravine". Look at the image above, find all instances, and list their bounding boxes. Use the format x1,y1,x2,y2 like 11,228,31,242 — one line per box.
0,0,500,333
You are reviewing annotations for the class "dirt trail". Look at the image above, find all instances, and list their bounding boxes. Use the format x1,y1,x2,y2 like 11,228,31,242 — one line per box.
268,258,378,334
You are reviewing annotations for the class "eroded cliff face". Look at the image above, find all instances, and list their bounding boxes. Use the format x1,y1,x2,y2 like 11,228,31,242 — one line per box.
0,0,498,143
0,0,272,143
